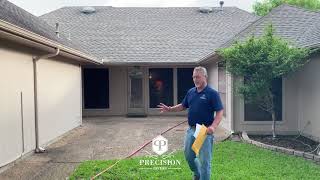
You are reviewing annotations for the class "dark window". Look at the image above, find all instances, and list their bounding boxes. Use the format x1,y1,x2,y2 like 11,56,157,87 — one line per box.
83,68,109,109
177,68,194,103
245,78,282,121
149,68,173,108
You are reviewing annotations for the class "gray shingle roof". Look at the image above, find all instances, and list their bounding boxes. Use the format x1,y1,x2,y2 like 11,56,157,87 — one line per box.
41,6,257,64
0,0,96,59
221,4,320,49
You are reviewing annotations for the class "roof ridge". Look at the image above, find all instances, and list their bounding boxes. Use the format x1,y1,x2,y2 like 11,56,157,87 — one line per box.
277,3,320,15
2,1,58,36
40,6,242,18
40,7,64,17
275,4,320,46
217,5,283,48
45,6,242,9
295,18,320,45
229,6,257,16
2,0,35,18
217,3,320,49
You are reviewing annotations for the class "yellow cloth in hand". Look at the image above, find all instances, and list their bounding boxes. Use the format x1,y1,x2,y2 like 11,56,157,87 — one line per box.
192,124,207,156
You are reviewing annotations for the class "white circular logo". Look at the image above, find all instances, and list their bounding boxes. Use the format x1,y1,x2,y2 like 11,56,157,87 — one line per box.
152,135,168,155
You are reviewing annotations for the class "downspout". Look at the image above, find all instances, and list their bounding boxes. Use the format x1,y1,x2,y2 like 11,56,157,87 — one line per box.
32,48,60,153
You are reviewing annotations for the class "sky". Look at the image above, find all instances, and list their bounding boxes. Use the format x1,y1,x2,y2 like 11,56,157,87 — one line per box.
7,0,261,16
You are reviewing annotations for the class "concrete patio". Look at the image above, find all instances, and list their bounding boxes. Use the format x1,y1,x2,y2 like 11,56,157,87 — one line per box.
0,116,229,180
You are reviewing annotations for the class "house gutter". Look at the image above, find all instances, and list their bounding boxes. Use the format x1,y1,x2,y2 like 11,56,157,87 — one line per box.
102,59,200,66
32,48,60,153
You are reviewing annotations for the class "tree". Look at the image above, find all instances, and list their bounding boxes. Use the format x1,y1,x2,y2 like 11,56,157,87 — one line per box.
219,25,309,138
253,0,320,16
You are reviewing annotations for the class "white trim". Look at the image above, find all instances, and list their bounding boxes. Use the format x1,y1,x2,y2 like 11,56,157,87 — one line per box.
146,67,150,111
173,68,178,105
297,73,303,131
79,65,83,124
282,76,286,125
144,67,149,114
226,73,234,132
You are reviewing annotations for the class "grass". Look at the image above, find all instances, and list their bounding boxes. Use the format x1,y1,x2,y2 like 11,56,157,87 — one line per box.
70,141,320,180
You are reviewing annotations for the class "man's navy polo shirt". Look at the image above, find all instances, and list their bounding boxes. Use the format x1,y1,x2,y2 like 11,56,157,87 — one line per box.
181,85,223,127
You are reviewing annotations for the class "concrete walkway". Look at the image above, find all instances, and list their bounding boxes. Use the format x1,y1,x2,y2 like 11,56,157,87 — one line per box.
0,116,229,180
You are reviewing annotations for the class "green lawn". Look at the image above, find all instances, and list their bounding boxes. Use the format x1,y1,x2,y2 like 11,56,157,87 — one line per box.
70,141,320,180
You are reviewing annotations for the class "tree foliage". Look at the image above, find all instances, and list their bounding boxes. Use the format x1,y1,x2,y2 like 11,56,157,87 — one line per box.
219,25,309,137
254,0,320,16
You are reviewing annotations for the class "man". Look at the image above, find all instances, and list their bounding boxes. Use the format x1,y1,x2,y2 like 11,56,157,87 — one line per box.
158,66,224,180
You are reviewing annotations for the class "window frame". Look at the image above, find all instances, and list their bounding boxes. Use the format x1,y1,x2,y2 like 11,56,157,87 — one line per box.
82,67,110,110
177,68,195,104
147,66,195,114
148,68,174,108
241,77,285,124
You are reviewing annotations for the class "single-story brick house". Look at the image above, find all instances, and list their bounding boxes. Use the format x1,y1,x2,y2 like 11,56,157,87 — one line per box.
0,0,257,168
1,0,319,169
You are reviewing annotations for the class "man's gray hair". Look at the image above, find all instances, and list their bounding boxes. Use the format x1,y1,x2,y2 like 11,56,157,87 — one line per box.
194,66,208,78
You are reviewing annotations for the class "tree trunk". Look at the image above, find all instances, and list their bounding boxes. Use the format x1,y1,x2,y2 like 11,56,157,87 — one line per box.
268,89,276,139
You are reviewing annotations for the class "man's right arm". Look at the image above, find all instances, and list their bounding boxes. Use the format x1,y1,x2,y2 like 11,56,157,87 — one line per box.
169,103,186,112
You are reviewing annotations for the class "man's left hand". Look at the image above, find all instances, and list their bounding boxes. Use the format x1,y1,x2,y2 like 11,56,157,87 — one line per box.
206,125,215,135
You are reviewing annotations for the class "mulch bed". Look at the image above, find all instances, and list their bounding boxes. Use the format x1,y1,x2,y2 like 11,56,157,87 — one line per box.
249,135,320,155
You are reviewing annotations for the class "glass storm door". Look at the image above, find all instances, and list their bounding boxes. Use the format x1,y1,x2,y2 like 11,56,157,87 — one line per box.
127,67,145,115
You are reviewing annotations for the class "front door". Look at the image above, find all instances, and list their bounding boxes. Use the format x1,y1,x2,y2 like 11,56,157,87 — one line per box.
127,67,145,116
